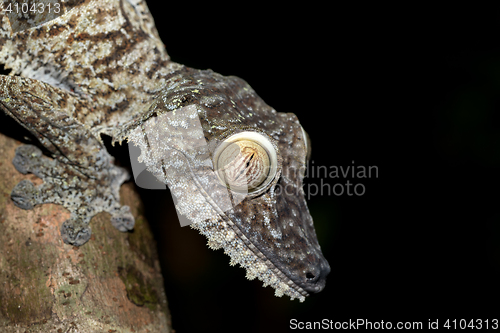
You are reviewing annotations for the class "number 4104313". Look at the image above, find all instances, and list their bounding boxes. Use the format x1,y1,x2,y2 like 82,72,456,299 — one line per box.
444,319,498,330
1,2,61,14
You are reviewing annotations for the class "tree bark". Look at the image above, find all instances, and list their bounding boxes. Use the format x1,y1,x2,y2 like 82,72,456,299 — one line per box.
0,133,172,333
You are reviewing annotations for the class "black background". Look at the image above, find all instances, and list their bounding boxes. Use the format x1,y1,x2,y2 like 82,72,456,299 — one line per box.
2,3,500,332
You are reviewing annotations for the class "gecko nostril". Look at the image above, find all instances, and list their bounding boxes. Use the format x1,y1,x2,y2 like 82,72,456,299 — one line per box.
301,258,330,294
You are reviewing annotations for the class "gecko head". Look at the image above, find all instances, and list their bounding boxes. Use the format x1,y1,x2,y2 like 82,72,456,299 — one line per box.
127,67,330,300
211,127,331,296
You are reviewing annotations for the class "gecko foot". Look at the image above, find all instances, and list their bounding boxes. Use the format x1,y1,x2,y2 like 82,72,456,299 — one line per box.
61,218,92,246
11,179,40,210
9,143,134,246
3,74,136,248
110,205,135,232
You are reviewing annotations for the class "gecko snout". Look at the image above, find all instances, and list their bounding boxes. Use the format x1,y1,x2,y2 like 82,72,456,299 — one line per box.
301,259,331,294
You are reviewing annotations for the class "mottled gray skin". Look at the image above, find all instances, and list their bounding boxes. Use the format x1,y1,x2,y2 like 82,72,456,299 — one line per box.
0,0,329,301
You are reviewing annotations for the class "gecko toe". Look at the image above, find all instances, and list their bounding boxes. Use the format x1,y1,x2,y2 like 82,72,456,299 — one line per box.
61,218,92,246
12,144,42,174
110,205,135,232
11,179,39,210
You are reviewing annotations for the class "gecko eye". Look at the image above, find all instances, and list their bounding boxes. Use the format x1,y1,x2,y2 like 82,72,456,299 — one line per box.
213,131,278,194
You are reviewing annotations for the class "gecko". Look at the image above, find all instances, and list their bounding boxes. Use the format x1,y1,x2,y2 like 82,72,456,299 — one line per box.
0,0,330,302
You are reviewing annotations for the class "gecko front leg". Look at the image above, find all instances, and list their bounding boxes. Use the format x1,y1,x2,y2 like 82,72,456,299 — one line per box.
0,75,134,246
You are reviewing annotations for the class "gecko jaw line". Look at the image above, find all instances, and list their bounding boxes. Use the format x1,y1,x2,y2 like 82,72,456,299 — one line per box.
178,150,309,298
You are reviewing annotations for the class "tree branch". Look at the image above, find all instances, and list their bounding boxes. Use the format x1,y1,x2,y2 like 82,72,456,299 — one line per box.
0,133,172,333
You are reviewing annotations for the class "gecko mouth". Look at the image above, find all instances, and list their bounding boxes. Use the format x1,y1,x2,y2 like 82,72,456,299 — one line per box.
203,188,331,298
234,224,330,295
185,162,330,299
230,200,330,296
178,158,313,299
165,143,319,300
216,173,331,297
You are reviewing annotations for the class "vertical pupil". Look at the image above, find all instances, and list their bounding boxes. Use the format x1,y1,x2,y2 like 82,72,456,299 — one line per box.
217,140,269,191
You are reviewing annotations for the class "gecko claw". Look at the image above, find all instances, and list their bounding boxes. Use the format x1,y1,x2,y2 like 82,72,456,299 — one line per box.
110,205,135,232
11,179,39,210
61,218,92,246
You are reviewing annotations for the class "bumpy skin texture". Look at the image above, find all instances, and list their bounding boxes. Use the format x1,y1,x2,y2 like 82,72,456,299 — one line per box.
0,0,330,301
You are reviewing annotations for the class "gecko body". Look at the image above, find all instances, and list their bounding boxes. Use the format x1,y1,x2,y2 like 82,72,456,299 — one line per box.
0,0,330,301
